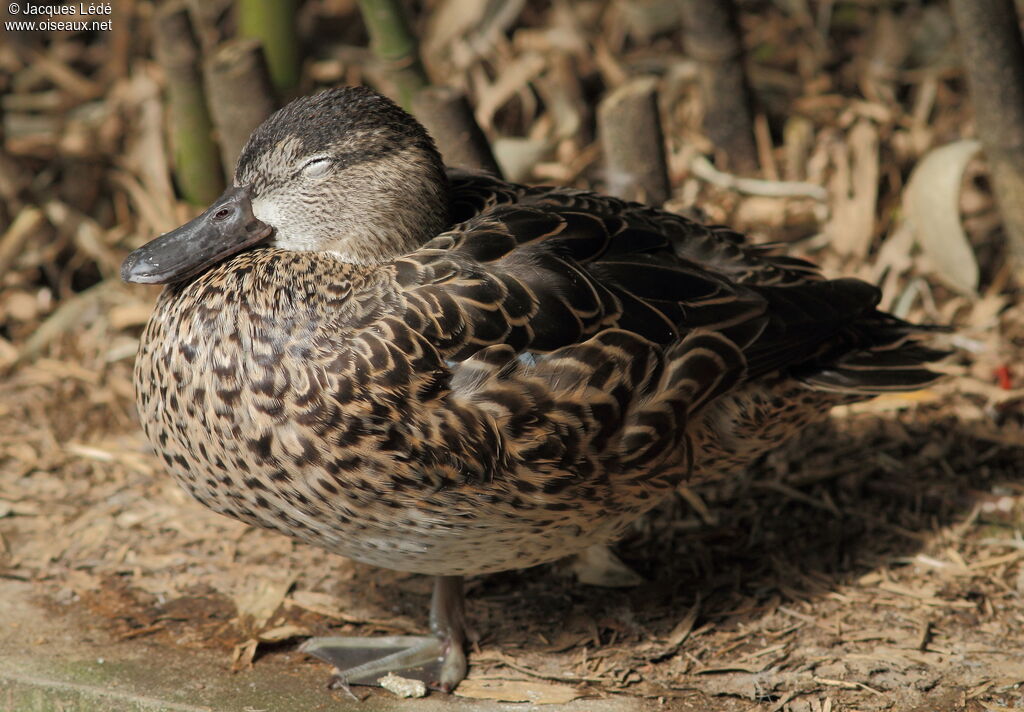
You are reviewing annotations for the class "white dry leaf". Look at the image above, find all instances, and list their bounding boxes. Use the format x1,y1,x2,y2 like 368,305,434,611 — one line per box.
566,544,645,587
492,137,552,183
902,139,982,294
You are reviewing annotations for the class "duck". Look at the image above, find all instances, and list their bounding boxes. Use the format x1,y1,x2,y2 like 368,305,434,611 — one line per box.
121,85,945,693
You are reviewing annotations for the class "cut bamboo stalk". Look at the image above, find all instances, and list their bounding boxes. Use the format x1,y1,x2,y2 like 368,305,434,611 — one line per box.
153,1,225,205
0,206,46,282
679,0,759,174
412,87,501,176
186,0,222,53
205,38,277,178
597,76,671,205
356,0,429,111
950,0,1024,272
0,74,24,225
236,0,300,97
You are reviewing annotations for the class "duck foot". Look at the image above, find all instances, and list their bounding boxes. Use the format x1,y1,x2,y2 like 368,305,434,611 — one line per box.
299,576,467,693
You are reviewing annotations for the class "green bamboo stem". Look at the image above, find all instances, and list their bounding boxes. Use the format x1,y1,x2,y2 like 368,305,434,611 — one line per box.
356,0,429,111
236,0,300,97
154,2,225,205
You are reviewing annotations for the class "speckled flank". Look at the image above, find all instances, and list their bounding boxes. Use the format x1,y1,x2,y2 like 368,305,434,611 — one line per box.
131,87,945,581
136,248,746,575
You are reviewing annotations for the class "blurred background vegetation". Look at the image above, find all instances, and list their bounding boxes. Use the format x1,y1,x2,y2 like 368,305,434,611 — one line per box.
1,0,1023,314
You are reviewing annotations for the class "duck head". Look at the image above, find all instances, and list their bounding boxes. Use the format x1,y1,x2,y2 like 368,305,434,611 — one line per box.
121,86,449,284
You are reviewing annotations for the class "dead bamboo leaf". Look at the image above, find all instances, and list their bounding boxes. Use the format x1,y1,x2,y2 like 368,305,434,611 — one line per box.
903,139,982,294
666,596,702,649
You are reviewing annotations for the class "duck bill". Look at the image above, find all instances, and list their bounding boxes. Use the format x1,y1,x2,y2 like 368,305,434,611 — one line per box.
121,185,272,284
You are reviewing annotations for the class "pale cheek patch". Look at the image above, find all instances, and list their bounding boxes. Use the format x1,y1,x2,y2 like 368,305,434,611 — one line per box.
252,195,287,227
253,196,316,251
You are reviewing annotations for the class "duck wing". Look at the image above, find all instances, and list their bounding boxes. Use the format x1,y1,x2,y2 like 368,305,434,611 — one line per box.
445,169,823,288
411,171,946,395
396,201,772,361
375,174,943,503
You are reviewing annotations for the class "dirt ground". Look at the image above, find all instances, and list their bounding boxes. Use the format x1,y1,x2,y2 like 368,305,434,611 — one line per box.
2,1,1024,710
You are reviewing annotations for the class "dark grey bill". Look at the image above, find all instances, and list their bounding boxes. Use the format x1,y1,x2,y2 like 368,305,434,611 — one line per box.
121,185,272,284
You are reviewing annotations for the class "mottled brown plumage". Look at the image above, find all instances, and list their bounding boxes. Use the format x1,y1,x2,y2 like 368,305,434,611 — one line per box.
124,86,945,691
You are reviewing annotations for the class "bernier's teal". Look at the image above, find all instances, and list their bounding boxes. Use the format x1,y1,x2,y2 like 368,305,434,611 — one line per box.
123,86,945,692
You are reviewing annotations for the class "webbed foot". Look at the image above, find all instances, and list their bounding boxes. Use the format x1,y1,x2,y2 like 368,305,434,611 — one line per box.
300,576,467,693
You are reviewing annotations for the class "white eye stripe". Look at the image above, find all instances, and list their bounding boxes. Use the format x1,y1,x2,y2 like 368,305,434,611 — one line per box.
301,157,333,177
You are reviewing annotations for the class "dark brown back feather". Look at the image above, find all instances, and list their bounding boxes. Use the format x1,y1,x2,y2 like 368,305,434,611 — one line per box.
400,170,944,394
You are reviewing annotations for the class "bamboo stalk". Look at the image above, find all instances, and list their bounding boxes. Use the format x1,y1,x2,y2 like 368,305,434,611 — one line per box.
412,87,501,176
678,0,758,174
205,38,277,177
153,2,225,205
0,206,46,282
356,0,429,111
950,0,1024,272
0,71,23,225
597,76,671,205
236,0,300,97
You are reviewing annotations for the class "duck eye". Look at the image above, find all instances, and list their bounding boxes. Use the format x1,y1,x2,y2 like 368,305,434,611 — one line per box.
301,157,332,178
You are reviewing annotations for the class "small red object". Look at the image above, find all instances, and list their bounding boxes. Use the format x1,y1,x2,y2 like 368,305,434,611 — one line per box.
996,364,1013,390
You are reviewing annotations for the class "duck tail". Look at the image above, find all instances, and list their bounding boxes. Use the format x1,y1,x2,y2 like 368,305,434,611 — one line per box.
795,312,950,395
732,278,950,394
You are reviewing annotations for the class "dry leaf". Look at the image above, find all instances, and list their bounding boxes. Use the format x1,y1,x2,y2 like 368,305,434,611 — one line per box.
456,678,582,704
566,544,644,587
232,573,296,633
902,139,982,294
665,596,701,648
257,624,311,642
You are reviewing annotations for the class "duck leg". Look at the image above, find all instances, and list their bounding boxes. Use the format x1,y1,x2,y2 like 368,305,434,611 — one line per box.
299,575,468,692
